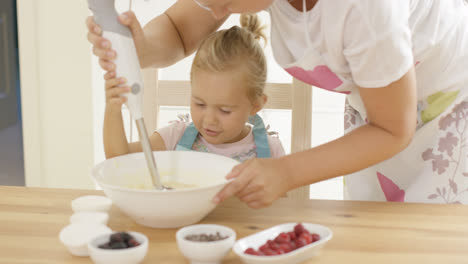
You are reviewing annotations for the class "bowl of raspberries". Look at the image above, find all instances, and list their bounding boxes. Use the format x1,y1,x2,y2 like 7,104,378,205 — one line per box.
233,223,332,264
87,231,148,264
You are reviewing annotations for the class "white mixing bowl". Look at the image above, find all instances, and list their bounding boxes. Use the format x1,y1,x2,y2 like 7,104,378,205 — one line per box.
91,151,239,228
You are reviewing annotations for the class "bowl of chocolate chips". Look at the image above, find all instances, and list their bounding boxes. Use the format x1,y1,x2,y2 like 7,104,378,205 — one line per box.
176,224,236,264
87,231,148,264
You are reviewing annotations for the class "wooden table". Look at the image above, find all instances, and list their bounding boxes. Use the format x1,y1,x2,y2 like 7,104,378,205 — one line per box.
1,186,468,264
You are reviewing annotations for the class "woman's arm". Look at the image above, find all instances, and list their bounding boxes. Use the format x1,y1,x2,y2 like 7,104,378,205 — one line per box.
214,67,417,208
86,0,227,71
285,67,417,189
143,0,228,67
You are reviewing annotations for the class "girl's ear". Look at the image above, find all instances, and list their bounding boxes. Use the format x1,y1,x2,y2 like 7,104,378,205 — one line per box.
250,94,268,115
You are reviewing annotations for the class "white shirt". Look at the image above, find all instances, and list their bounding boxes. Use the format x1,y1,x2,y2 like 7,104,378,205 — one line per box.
268,0,468,118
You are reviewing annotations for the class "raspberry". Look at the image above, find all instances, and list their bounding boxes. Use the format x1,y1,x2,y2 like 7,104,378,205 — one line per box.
263,248,277,256
244,248,259,255
312,233,321,242
294,223,307,236
248,223,317,257
266,240,275,247
274,249,285,255
289,240,297,250
279,243,292,253
269,242,280,251
295,237,307,248
274,232,291,244
299,232,313,244
259,244,270,252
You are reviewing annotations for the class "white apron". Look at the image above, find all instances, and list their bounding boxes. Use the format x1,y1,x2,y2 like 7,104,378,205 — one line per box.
268,0,468,204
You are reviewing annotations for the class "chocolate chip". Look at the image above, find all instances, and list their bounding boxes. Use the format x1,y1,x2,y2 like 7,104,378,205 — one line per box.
185,232,228,242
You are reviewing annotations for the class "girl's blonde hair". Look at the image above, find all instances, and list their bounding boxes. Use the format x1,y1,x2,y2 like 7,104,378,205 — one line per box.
191,13,267,103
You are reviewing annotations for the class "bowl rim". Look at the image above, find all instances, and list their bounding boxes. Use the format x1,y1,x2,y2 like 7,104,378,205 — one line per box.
233,222,333,260
69,211,109,224
91,151,239,194
71,195,112,211
88,231,148,253
59,223,112,248
176,224,237,245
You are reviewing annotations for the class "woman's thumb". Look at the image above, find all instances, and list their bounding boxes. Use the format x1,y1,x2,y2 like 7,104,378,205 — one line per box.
118,11,143,36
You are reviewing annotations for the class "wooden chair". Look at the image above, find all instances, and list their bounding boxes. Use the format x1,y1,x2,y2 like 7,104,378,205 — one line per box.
135,68,312,200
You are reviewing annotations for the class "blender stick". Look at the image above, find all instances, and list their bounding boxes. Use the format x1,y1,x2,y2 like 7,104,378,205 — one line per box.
88,0,164,190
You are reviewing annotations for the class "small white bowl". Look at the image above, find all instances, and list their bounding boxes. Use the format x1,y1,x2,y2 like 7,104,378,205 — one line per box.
71,195,112,213
70,211,109,225
233,223,332,264
87,231,148,264
176,224,236,264
59,223,112,256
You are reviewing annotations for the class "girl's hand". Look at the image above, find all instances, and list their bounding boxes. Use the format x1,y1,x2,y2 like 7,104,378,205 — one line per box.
104,72,129,109
213,158,291,209
85,11,144,72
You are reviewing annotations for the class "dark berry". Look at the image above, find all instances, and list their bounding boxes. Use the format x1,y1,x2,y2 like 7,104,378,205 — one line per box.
110,241,127,249
127,238,140,248
120,232,132,242
110,233,124,243
98,242,111,249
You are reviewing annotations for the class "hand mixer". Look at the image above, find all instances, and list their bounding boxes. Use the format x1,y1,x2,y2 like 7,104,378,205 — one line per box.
88,0,169,190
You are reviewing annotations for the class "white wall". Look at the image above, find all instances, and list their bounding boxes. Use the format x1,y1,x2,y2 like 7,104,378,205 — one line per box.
18,0,95,189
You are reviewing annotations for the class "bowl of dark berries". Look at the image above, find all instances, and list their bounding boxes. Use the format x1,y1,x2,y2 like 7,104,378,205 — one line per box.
176,224,236,264
233,223,332,264
87,231,148,264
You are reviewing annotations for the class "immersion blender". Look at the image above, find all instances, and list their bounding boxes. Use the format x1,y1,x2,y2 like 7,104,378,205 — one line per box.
88,0,165,190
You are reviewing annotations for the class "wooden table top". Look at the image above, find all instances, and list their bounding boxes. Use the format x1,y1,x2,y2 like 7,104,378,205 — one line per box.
1,186,468,264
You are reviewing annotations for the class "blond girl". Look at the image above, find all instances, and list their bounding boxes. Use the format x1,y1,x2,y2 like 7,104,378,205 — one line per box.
103,14,285,162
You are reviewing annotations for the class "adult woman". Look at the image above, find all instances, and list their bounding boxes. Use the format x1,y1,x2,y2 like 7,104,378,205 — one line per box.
86,0,468,207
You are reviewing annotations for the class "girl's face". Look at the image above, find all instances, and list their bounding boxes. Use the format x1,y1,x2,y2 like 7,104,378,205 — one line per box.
193,0,274,19
190,69,262,145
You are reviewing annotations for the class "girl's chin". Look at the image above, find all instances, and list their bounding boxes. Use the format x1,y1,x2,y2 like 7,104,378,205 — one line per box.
202,134,237,145
201,133,221,143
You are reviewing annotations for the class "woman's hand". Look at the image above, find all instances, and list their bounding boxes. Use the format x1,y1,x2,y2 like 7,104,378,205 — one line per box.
104,72,129,110
213,158,291,209
85,11,145,72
